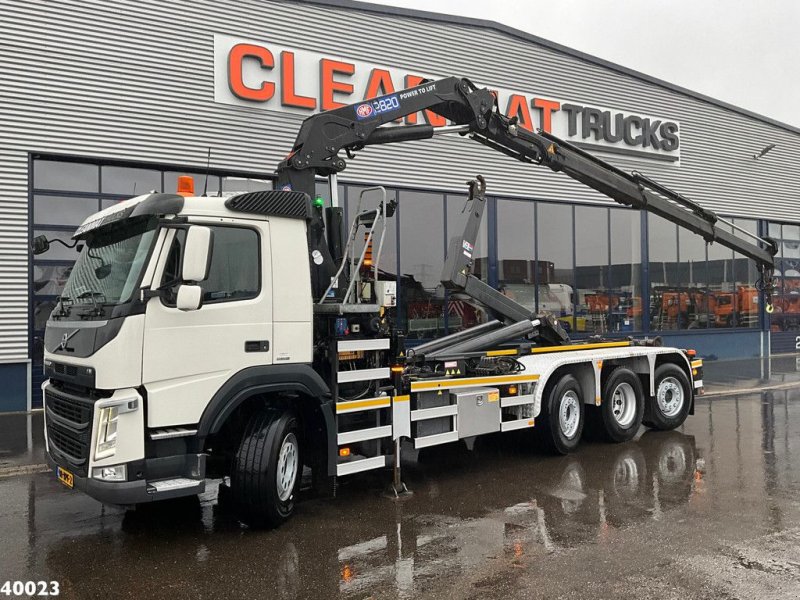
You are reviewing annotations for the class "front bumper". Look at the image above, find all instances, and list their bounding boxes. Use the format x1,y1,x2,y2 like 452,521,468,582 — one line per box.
46,451,206,506
46,452,150,504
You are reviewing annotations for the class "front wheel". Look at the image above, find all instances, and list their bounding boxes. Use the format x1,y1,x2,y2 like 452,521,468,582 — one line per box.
231,409,302,528
644,364,692,431
538,374,584,455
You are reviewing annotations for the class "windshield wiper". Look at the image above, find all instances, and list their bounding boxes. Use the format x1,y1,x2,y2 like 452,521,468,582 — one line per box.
75,291,107,318
51,295,73,320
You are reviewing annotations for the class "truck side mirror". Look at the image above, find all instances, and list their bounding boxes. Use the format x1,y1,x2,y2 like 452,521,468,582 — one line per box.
176,285,203,311
182,226,213,282
31,235,50,255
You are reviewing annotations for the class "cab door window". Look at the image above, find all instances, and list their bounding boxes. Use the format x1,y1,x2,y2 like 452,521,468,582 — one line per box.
159,226,260,304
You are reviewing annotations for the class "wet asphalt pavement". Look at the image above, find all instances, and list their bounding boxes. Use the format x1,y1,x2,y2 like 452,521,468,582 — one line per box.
1,386,800,599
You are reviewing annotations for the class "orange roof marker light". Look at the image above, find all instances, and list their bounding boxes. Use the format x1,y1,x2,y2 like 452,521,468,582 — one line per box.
176,175,195,197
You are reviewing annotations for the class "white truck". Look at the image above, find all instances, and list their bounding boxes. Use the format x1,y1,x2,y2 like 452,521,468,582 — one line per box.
36,76,777,527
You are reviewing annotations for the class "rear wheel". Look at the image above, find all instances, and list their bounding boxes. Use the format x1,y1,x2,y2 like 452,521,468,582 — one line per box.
538,374,584,455
644,363,692,430
231,409,301,528
597,367,644,443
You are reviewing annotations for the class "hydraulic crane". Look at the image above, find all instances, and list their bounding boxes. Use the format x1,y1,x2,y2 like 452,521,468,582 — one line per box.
276,76,778,343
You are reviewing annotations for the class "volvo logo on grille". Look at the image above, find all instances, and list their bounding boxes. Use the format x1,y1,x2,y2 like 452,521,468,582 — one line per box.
59,329,79,352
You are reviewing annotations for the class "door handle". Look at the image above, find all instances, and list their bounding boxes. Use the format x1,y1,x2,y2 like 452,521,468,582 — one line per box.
244,340,270,352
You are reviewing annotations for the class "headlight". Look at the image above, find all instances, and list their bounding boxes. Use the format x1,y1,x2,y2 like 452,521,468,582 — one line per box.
92,464,127,481
95,406,119,460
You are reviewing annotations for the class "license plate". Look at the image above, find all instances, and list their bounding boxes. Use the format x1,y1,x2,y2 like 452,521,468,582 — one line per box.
57,466,74,489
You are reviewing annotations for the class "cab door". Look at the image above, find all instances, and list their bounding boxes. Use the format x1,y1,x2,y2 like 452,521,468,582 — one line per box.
142,220,272,427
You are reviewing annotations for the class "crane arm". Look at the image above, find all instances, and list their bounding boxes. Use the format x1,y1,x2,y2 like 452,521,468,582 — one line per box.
277,77,778,311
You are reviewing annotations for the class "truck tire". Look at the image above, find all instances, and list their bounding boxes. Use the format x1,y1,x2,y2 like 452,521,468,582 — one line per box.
538,374,584,455
231,409,301,528
644,364,692,431
597,367,644,443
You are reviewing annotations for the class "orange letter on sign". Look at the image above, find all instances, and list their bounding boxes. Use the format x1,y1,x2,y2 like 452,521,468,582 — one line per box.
403,75,446,126
281,51,316,109
320,58,355,110
505,95,533,131
228,43,275,102
365,68,396,99
533,98,561,133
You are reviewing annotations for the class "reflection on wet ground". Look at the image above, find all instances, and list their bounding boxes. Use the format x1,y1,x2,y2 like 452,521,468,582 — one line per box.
1,388,799,599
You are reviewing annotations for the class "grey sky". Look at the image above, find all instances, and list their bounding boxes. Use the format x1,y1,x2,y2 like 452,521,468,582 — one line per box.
369,0,800,128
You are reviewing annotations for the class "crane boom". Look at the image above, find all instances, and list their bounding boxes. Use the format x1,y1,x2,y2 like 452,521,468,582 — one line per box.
276,76,778,312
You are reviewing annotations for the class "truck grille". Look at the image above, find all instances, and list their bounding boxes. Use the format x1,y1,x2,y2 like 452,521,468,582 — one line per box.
45,386,94,476
48,393,92,424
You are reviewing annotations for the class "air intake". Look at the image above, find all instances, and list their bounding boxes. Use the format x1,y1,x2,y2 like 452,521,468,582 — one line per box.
225,190,312,219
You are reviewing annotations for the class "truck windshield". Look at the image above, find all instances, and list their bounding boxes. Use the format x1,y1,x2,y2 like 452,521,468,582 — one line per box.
61,217,157,308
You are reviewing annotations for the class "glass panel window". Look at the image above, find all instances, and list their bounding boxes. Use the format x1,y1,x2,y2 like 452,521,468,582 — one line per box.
610,209,642,332
101,166,161,195
160,227,260,304
203,228,260,302
772,222,800,332
648,214,678,331
33,299,58,332
446,194,488,333
732,219,760,329
537,203,575,333
399,191,444,339
101,198,126,210
34,195,99,227
164,172,221,195
32,264,73,296
576,206,609,335
33,160,98,192
707,222,735,328
496,199,536,314
222,177,272,193
678,227,708,329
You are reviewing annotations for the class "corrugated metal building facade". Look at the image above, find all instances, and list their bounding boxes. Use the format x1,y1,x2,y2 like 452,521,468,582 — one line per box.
1,0,798,410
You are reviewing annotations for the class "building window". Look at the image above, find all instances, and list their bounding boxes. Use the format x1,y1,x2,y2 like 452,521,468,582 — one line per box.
496,198,536,317
33,195,100,226
677,225,708,329
648,214,679,331
731,219,760,329
576,205,610,334
101,166,161,195
399,190,445,339
610,208,643,332
707,222,736,328
33,161,98,192
537,203,575,333
769,222,799,332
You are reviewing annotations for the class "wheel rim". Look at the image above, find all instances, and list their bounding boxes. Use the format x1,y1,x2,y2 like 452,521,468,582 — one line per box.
559,390,581,439
610,382,637,428
612,455,640,495
276,433,299,502
658,442,688,483
656,377,684,418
